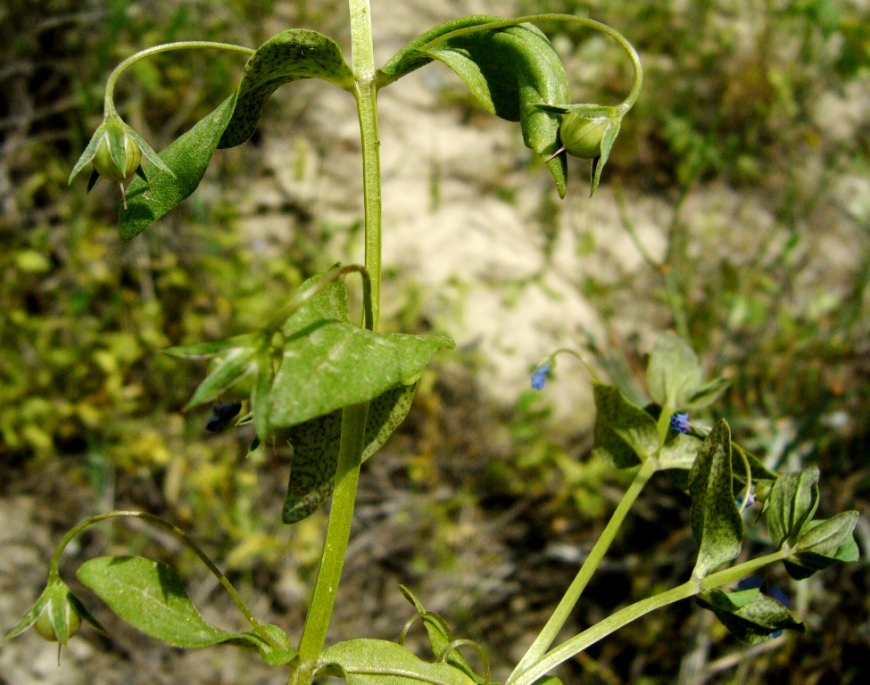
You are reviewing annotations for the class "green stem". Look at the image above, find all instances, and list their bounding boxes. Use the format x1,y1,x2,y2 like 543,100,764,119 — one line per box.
425,14,643,112
104,41,255,117
509,457,658,682
510,549,790,685
49,511,270,641
295,402,369,667
291,2,380,681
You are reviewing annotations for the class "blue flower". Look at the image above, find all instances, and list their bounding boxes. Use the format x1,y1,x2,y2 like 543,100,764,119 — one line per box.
736,487,757,509
531,364,551,390
669,412,691,434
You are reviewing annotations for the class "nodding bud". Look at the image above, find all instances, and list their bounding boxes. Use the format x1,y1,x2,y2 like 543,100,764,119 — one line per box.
92,123,142,183
6,577,106,654
33,588,83,644
69,114,173,208
558,112,609,160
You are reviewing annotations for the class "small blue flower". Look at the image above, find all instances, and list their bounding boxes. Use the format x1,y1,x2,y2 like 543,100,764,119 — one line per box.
531,364,551,390
669,412,691,434
736,487,757,509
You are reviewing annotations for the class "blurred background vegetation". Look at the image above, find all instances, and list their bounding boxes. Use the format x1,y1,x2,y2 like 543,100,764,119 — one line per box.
1,1,868,684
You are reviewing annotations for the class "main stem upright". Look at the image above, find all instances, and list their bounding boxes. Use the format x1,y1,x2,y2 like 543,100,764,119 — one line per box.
291,2,381,683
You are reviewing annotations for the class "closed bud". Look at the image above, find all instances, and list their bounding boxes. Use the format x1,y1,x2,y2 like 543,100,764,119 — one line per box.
6,576,106,653
33,587,82,643
92,124,142,183
559,112,608,159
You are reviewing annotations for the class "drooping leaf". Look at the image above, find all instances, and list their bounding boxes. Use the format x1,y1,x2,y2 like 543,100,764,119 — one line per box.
281,384,418,523
378,17,569,196
219,29,354,149
76,555,295,663
591,382,660,468
688,420,743,578
765,467,820,548
377,16,504,87
696,588,804,644
319,638,477,684
399,586,481,684
118,93,238,241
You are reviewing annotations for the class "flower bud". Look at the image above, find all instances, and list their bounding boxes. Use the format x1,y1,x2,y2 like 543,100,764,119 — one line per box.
92,124,142,183
33,589,82,643
559,112,608,160
5,576,105,650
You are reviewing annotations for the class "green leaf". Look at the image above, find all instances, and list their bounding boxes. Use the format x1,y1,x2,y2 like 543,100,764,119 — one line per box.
76,555,292,659
686,377,730,410
267,281,453,429
119,93,238,241
765,467,820,548
646,332,702,410
379,17,569,197
591,382,660,468
281,384,418,523
688,420,743,578
319,638,477,684
658,433,702,469
785,522,860,580
185,346,260,409
794,511,859,556
377,16,502,86
399,586,481,684
218,29,354,149
696,588,804,644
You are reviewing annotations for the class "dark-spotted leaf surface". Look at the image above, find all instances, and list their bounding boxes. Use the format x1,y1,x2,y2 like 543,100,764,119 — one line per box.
591,383,660,468
785,521,860,580
268,292,453,429
319,638,477,684
77,556,257,649
399,586,481,684
795,511,859,556
696,588,804,644
218,29,353,149
118,94,238,241
281,384,417,523
765,466,820,548
688,420,743,578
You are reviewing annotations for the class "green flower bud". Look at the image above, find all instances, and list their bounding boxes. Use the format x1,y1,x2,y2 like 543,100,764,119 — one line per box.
558,112,608,160
68,113,174,208
5,576,106,651
92,124,142,183
33,589,82,643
